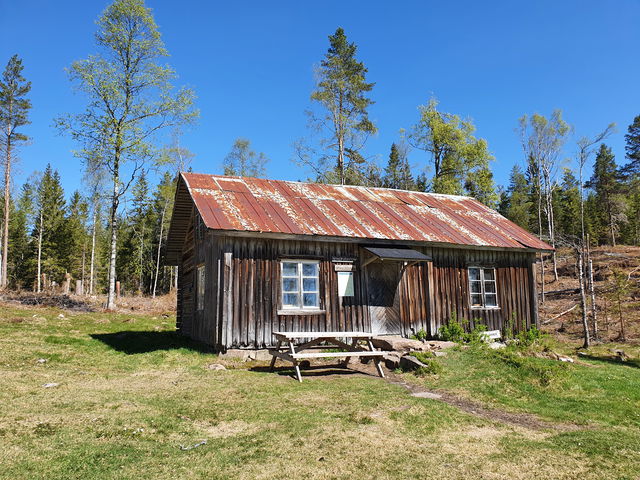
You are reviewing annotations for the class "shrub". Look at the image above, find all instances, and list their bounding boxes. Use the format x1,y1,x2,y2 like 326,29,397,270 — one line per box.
412,358,443,376
439,312,465,342
412,329,428,342
515,326,543,347
411,351,435,362
465,323,488,345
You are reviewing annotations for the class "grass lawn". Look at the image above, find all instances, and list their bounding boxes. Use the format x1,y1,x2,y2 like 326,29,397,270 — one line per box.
1,306,639,480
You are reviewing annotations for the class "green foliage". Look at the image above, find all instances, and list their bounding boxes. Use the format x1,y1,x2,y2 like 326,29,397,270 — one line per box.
413,360,443,377
223,138,269,178
410,351,442,376
499,164,533,229
1,54,32,287
587,144,625,245
55,0,198,306
514,326,544,347
438,313,465,342
408,97,497,206
383,142,415,190
411,328,428,342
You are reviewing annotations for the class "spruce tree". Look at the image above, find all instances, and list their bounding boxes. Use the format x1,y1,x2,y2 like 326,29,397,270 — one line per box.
622,115,640,179
8,182,34,287
32,165,67,289
587,144,626,245
500,165,532,229
556,168,581,239
383,143,415,190
63,191,89,285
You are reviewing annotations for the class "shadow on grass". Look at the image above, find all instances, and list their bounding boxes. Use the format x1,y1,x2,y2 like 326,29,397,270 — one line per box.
580,353,640,369
250,364,368,381
91,331,214,355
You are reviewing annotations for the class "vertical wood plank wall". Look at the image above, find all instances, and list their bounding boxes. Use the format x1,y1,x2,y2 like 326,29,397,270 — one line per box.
176,229,538,349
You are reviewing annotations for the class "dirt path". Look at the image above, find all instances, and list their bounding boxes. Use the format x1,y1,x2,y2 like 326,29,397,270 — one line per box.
336,361,583,431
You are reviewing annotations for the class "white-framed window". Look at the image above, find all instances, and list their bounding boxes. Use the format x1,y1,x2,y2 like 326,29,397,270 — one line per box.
468,267,498,309
196,265,205,311
281,260,320,310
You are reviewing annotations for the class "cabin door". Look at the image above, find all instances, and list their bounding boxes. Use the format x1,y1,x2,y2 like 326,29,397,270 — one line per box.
366,261,402,335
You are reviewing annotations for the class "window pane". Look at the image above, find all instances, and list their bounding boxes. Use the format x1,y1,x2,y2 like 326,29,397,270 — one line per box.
469,268,480,281
484,282,496,293
283,293,299,307
303,278,318,292
282,262,298,276
484,269,495,281
471,294,483,306
470,281,482,293
303,293,318,307
302,263,318,276
485,294,497,307
282,277,299,292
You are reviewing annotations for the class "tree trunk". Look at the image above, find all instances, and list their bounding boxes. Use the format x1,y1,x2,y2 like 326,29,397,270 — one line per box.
1,136,11,288
586,236,598,340
617,293,625,342
36,210,43,293
152,199,167,298
539,253,545,304
89,209,97,295
105,162,119,310
578,248,590,348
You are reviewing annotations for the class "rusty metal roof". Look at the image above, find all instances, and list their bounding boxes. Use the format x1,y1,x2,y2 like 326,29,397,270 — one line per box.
167,172,552,261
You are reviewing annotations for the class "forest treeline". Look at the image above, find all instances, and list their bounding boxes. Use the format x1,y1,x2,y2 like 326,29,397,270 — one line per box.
1,0,639,301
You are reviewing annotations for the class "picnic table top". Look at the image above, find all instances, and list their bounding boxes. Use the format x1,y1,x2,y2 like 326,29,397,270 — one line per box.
273,331,376,340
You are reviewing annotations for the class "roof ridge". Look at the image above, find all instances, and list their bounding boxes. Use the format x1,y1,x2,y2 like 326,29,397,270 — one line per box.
180,172,474,201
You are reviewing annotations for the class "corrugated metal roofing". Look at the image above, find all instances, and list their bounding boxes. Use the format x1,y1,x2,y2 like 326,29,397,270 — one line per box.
178,172,553,251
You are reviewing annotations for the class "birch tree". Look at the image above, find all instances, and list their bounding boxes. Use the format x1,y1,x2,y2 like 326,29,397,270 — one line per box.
519,111,570,284
56,0,197,309
0,55,32,288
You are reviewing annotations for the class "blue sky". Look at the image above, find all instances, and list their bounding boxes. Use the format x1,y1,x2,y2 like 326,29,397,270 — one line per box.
1,0,639,199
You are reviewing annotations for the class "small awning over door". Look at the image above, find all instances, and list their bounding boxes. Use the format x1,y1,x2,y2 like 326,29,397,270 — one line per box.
362,246,432,265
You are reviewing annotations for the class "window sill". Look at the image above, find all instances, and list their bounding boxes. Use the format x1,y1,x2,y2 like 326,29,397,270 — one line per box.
470,306,500,311
277,309,326,316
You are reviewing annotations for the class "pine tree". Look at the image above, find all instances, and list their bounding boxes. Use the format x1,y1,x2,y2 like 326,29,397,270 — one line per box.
302,27,376,185
0,55,32,287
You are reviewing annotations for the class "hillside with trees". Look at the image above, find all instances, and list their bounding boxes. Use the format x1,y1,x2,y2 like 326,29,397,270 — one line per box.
0,0,639,348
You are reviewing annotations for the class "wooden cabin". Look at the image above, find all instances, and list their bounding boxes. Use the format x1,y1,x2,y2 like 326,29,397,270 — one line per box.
165,173,552,350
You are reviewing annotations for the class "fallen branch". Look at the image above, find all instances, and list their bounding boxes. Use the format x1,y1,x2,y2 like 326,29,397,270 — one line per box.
543,304,579,324
179,440,207,451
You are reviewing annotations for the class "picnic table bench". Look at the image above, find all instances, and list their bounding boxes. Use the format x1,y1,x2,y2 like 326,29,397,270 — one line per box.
269,331,390,382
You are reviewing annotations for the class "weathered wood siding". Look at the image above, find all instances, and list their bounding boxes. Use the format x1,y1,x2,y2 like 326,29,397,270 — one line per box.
213,236,369,349
177,227,538,349
418,247,536,336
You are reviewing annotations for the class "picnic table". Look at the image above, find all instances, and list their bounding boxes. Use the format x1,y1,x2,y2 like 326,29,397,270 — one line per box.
269,331,390,382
